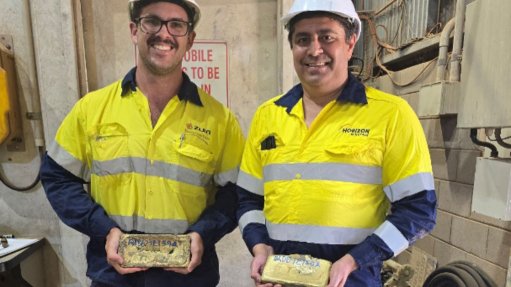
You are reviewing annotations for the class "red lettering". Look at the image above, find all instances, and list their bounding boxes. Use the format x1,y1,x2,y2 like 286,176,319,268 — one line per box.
184,49,213,62
190,67,204,79
201,84,211,94
207,67,220,79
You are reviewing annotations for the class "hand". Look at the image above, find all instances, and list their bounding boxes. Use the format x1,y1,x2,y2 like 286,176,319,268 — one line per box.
327,254,358,287
166,232,204,274
105,227,147,274
250,244,280,287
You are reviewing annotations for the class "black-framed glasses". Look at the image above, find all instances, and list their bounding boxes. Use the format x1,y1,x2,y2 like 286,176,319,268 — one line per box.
136,16,192,37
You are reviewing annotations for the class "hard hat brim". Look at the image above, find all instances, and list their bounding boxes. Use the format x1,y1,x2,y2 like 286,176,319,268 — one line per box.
281,10,361,41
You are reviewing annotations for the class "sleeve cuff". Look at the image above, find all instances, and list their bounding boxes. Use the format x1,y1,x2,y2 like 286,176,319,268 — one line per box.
242,223,270,255
93,215,119,238
348,234,394,268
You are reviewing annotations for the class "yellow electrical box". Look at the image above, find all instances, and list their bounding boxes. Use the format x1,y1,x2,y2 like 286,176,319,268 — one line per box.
0,67,11,144
0,39,24,151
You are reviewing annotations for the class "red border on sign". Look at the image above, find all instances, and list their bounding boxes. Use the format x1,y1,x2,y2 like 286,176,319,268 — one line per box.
189,40,229,107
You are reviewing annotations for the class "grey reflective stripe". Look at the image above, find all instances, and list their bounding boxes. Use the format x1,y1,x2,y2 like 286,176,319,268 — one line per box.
214,167,239,186
48,141,91,181
238,210,265,233
266,221,374,245
383,172,435,202
111,215,189,234
237,170,264,195
374,220,409,255
92,157,134,175
92,157,213,187
264,163,382,184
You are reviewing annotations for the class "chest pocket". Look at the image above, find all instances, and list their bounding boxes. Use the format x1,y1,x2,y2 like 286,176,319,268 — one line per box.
175,141,215,177
90,123,130,161
325,139,383,165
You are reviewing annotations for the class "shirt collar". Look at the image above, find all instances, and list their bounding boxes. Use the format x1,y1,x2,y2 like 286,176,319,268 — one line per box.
121,67,203,106
274,73,367,113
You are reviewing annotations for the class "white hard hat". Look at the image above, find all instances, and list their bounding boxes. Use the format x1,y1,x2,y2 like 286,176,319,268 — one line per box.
282,0,361,41
129,0,201,28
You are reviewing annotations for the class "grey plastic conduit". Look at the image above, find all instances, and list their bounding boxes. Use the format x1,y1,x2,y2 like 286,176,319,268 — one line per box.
450,0,466,82
436,18,455,81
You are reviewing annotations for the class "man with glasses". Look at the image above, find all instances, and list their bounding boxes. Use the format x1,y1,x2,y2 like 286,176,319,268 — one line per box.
41,0,244,286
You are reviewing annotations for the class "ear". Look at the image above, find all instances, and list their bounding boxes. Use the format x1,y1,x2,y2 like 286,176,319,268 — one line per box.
346,34,357,58
186,31,196,51
130,22,138,45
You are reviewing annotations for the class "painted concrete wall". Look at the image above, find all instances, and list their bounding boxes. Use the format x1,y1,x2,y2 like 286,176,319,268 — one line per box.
3,0,511,286
0,0,82,286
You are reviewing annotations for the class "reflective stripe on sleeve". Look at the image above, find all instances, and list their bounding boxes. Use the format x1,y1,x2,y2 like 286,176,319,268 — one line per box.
48,142,91,181
214,166,239,186
237,170,264,196
374,220,409,255
383,172,434,202
92,157,213,187
266,221,374,245
238,210,265,233
110,215,189,234
263,163,382,184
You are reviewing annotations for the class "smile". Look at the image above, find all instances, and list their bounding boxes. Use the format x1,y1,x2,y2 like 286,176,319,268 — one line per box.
152,43,174,51
305,62,329,67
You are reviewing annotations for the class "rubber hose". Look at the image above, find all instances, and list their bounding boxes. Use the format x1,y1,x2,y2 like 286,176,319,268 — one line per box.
450,263,486,286
423,261,498,287
450,261,498,287
427,272,466,287
425,265,478,286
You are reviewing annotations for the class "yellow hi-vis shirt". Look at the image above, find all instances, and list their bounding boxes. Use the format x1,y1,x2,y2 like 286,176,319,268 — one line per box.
48,71,244,234
238,78,433,251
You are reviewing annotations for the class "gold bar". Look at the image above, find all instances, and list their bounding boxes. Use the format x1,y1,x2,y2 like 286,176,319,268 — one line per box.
261,254,332,287
118,234,191,268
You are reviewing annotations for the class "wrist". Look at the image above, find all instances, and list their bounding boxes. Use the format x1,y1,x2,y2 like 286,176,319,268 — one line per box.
344,253,359,272
252,243,272,257
108,227,122,236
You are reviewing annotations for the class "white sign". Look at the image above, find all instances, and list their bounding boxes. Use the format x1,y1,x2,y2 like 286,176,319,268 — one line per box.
182,41,229,106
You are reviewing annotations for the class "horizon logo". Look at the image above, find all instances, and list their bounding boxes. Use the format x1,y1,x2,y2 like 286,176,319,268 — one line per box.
341,127,370,137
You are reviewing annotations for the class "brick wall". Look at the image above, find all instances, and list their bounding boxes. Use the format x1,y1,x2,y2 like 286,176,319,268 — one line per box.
370,62,511,286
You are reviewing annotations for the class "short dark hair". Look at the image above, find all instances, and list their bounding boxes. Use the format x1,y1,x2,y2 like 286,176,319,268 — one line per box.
129,0,196,29
286,11,357,47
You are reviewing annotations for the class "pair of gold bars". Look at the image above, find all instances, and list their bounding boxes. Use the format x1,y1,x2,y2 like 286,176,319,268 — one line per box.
119,234,331,287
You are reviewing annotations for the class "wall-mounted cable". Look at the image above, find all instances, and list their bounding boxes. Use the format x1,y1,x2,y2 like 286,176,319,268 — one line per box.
0,146,43,191
494,128,511,149
470,128,498,157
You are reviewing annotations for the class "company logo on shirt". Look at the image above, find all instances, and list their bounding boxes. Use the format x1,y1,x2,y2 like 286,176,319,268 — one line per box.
341,127,370,137
184,122,212,145
186,123,211,135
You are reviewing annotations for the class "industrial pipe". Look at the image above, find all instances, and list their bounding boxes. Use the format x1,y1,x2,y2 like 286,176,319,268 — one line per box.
449,0,466,82
470,129,498,158
436,18,455,81
26,0,46,148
